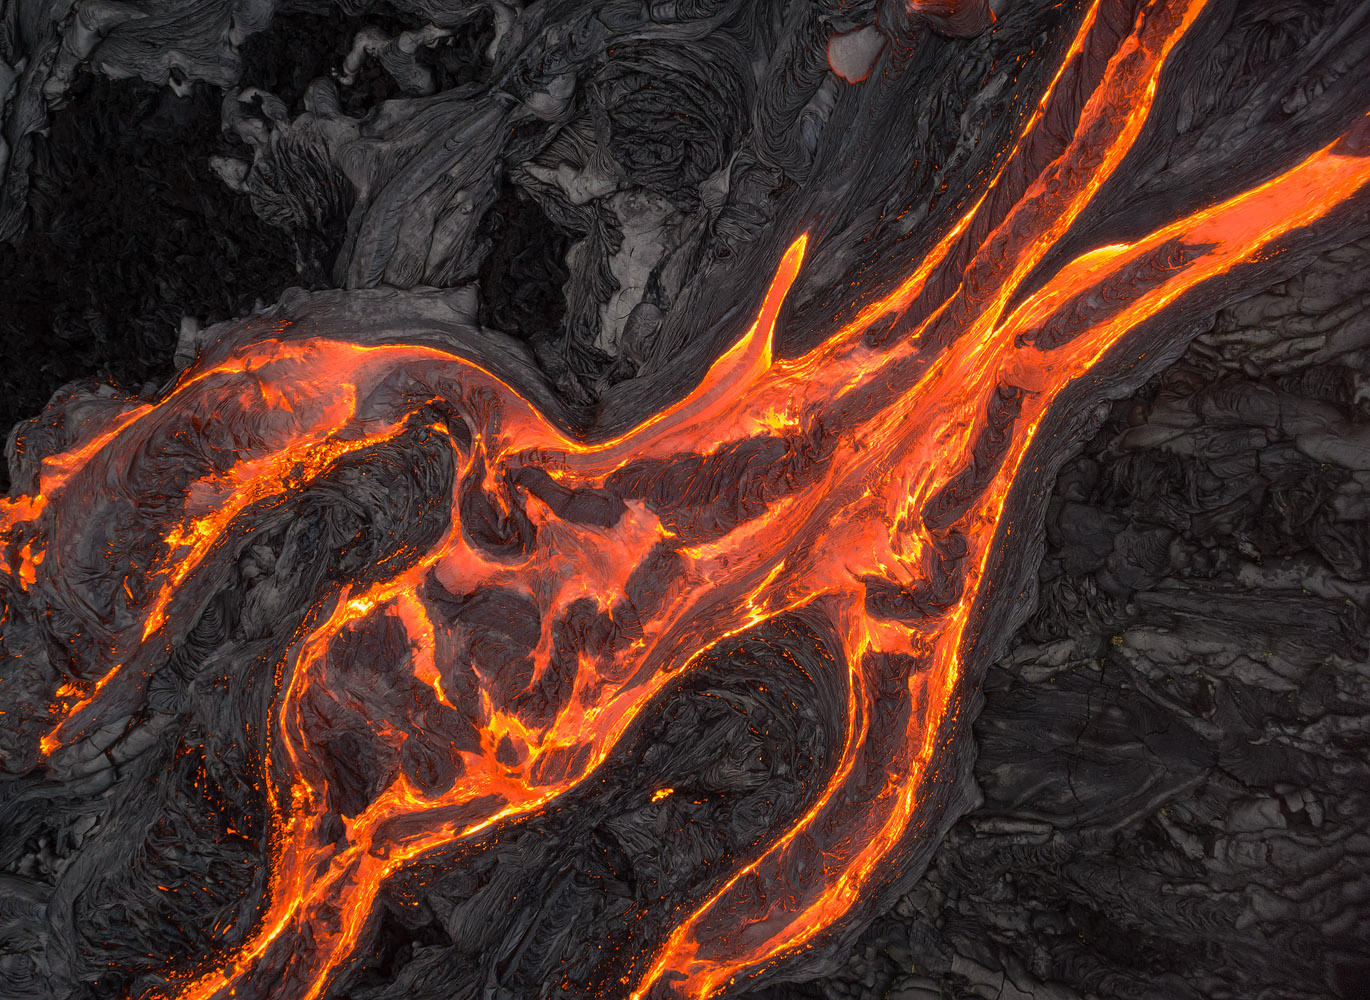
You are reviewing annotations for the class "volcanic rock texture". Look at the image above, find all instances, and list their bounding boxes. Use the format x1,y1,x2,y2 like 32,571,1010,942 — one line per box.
1,1,1369,999
752,235,1370,1000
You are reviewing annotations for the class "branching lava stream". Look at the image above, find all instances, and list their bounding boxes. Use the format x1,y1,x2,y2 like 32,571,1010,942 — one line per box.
3,0,1370,997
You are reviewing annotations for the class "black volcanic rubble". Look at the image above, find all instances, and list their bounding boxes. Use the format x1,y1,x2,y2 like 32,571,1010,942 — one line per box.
2,0,1370,998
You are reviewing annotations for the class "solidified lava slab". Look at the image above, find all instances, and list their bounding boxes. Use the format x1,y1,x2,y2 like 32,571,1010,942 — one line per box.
2,1,1370,999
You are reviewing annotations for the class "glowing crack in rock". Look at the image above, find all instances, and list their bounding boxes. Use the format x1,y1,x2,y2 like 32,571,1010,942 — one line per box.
2,0,1369,997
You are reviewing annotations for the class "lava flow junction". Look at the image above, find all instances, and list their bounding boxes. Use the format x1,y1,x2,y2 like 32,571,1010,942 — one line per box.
3,0,1370,997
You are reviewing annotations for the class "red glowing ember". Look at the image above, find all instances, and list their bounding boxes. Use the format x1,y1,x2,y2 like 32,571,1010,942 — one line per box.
3,0,1369,998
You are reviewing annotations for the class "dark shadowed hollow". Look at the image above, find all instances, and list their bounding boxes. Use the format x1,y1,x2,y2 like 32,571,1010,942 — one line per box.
2,1,1369,1000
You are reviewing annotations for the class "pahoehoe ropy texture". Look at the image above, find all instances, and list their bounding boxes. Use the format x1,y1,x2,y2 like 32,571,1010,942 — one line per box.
2,1,1370,999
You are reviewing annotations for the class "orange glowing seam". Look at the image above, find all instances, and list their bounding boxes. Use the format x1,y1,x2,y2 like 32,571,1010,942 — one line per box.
16,540,43,588
3,0,1368,997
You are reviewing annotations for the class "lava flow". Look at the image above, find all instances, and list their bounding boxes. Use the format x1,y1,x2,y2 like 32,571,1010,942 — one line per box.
3,0,1370,997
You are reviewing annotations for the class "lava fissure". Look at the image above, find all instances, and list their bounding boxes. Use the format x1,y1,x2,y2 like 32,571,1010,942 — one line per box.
3,0,1370,998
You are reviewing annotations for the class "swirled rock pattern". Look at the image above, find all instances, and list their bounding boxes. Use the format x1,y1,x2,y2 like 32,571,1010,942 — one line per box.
751,235,1370,1000
1,1,1369,999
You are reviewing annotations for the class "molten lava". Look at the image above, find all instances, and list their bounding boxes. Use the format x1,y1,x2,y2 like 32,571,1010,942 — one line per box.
3,0,1370,997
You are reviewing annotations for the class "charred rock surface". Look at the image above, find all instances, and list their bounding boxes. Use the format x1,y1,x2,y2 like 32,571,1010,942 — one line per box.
751,237,1370,1000
2,0,1369,999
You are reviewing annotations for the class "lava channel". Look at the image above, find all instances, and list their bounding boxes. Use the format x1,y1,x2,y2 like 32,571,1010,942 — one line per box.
3,0,1370,998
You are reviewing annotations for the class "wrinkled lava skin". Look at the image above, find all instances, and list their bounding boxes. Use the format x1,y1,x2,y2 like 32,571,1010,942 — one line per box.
3,0,1370,998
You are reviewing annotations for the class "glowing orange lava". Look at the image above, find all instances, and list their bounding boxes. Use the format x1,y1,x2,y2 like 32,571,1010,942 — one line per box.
3,0,1369,998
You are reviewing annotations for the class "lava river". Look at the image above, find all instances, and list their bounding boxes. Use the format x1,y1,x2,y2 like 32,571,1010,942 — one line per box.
3,0,1370,997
